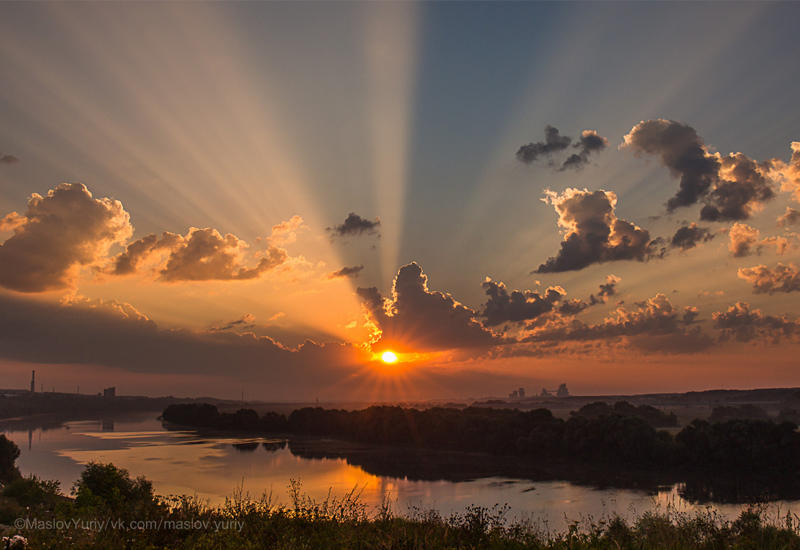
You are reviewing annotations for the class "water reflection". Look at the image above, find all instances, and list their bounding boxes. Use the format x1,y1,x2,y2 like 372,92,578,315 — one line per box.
2,413,799,523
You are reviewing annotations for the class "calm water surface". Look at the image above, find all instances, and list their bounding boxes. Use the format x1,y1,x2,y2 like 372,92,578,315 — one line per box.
3,413,796,528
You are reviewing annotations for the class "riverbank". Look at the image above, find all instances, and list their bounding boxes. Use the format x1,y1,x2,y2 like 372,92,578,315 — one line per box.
3,465,800,549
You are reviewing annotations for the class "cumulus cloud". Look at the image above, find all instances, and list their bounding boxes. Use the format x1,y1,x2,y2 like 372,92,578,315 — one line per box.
670,223,715,251
517,126,608,171
356,262,504,352
479,279,564,327
777,207,800,227
535,188,659,273
713,301,800,344
561,131,610,171
773,142,800,202
325,265,364,280
108,228,289,282
0,212,26,232
266,215,306,246
621,119,777,220
516,125,571,164
728,223,760,257
327,213,381,238
0,183,132,292
0,154,19,164
160,229,288,281
589,274,621,304
526,293,713,354
727,223,793,257
738,263,800,294
108,232,184,276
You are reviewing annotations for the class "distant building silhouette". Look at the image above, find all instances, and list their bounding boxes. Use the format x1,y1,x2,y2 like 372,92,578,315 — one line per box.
103,387,116,398
30,370,35,393
557,383,569,397
509,390,519,399
518,387,525,398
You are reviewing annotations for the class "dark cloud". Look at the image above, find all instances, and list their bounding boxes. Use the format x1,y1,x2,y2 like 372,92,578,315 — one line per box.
535,189,660,273
356,262,504,352
0,183,132,292
713,301,800,344
109,228,289,281
325,265,364,280
589,274,621,305
0,292,367,398
516,125,572,164
670,223,715,251
700,152,776,221
683,306,701,325
517,126,608,171
0,154,19,164
738,263,800,294
525,293,713,354
777,207,800,227
561,131,610,171
622,120,776,220
327,213,381,238
479,279,563,327
210,314,257,332
622,119,718,210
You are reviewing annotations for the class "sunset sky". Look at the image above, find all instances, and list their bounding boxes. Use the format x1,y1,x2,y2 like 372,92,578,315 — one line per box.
1,2,799,401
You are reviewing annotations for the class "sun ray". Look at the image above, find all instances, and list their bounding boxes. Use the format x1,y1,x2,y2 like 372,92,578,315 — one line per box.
363,2,421,286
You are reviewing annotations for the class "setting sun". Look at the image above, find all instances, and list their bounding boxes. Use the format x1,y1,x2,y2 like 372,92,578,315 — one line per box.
381,351,398,364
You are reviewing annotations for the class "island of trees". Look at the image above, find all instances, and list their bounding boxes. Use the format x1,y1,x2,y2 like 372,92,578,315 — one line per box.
160,401,800,473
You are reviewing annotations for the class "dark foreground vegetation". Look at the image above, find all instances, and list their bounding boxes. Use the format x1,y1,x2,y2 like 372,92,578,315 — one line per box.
162,402,800,472
2,435,800,549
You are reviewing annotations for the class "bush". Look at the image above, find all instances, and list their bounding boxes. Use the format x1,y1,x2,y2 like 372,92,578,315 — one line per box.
0,434,21,483
72,462,157,513
2,475,61,508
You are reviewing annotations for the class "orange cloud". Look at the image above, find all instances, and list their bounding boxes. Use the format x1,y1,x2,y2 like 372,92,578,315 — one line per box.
738,263,800,294
728,223,793,257
0,183,132,292
266,215,306,246
713,301,800,344
109,227,289,282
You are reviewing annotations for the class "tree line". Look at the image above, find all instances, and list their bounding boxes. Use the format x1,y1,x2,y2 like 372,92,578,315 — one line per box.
161,401,800,472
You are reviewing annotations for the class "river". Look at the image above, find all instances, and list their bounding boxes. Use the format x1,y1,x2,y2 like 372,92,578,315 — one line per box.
2,413,798,529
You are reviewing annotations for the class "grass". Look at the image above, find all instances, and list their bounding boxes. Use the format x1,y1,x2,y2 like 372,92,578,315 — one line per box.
4,475,800,549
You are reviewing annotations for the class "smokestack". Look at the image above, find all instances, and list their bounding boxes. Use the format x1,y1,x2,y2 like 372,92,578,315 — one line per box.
30,370,35,393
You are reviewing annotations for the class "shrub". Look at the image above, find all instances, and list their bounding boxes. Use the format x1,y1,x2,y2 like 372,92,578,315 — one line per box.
2,475,61,508
0,434,21,483
72,462,157,513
